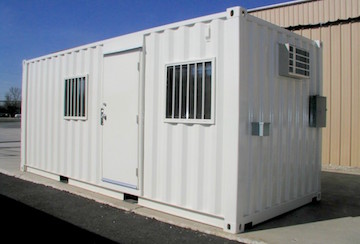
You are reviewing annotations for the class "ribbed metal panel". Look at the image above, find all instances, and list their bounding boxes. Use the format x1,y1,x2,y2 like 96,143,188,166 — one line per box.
143,17,228,218
25,45,103,184
250,0,360,28
142,9,322,229
237,15,322,223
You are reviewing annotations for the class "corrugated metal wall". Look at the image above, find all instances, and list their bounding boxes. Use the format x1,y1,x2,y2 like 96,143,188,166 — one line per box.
143,17,229,218
25,45,103,183
237,14,321,224
142,9,322,228
251,0,360,27
251,0,360,167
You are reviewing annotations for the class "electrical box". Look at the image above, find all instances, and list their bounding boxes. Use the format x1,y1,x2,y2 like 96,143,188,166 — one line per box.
309,95,326,128
251,122,270,136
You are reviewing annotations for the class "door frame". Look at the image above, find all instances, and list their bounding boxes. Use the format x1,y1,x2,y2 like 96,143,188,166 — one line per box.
100,46,145,196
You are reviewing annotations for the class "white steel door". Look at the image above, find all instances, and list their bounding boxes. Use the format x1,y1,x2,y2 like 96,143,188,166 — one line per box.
102,50,140,189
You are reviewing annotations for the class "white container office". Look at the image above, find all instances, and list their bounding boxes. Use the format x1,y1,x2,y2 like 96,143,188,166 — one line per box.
21,7,324,233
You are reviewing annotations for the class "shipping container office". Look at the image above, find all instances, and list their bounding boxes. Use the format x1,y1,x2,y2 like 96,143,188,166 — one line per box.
21,7,324,233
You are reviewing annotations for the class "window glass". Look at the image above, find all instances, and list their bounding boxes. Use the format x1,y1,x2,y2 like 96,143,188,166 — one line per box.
174,65,180,118
204,62,212,119
64,76,87,119
181,65,188,119
189,64,195,119
165,60,214,123
166,66,173,118
196,64,203,119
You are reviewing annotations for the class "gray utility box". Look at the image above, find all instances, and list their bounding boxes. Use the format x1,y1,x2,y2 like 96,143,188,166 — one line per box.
251,122,270,136
309,95,327,128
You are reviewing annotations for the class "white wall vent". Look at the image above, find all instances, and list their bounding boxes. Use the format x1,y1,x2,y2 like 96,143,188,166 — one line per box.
279,43,310,79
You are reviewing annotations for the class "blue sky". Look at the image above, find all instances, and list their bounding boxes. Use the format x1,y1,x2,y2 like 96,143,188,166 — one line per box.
0,0,290,100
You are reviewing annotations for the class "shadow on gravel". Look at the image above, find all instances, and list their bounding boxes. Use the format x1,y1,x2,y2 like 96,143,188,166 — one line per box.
1,194,117,243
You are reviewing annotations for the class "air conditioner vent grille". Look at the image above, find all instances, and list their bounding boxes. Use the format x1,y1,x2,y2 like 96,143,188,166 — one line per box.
279,43,310,79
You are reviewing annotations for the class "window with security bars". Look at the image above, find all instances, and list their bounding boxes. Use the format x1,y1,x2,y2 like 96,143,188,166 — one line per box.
288,45,310,77
165,60,214,123
64,76,88,119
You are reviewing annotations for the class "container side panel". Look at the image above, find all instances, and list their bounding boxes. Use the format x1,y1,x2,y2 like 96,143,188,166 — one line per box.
143,17,233,218
26,63,37,167
213,18,226,215
65,53,73,174
73,51,81,179
36,61,43,169
81,49,90,181
93,46,103,183
238,16,321,223
268,27,278,208
25,45,103,185
21,61,28,170
51,56,60,174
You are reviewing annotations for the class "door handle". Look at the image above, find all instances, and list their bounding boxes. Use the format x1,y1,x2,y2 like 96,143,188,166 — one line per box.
100,104,107,125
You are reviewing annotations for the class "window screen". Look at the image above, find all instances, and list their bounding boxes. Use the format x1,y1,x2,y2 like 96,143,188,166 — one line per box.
64,76,87,119
165,60,214,123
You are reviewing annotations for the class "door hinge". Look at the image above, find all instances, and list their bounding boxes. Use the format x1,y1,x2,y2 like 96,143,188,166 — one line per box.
136,168,138,177
137,62,140,71
136,115,139,124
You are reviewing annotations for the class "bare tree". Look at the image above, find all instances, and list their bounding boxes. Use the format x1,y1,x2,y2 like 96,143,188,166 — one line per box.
5,87,21,102
4,87,21,116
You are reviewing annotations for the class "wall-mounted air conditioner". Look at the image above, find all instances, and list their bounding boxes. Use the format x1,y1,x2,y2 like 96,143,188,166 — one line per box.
279,43,310,79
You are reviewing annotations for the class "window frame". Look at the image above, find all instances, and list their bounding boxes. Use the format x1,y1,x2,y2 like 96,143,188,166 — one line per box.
164,58,216,125
63,74,89,121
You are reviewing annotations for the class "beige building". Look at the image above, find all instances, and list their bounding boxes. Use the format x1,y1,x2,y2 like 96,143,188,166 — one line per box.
250,0,360,168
